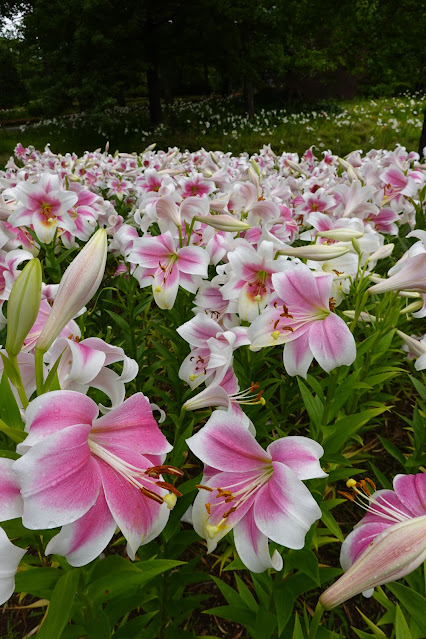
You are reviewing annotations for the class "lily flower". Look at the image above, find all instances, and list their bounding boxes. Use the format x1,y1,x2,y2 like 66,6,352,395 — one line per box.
186,411,325,572
248,265,356,377
128,231,208,309
368,253,426,294
7,174,78,244
13,391,181,566
320,473,426,609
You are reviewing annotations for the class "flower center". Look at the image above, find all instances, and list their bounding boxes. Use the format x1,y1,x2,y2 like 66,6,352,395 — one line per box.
88,439,183,509
40,203,57,225
339,477,412,525
197,464,273,538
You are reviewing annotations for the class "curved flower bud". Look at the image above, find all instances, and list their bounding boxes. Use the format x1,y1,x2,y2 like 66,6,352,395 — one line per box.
277,243,350,261
36,229,107,353
368,253,426,295
318,228,363,242
320,516,426,609
5,258,42,357
194,214,251,233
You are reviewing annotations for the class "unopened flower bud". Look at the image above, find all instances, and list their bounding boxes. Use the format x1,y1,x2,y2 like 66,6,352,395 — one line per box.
318,229,363,242
36,229,107,353
369,253,426,294
277,243,350,261
194,214,251,233
5,259,42,357
320,516,426,610
367,244,394,263
337,157,361,181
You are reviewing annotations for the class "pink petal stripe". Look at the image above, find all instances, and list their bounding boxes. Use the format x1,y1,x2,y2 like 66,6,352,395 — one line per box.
267,436,326,480
13,424,101,529
45,488,116,566
186,410,270,472
254,461,321,549
19,391,98,453
0,458,23,521
91,393,172,455
234,506,281,573
393,474,426,517
309,312,356,372
340,521,391,570
97,450,166,557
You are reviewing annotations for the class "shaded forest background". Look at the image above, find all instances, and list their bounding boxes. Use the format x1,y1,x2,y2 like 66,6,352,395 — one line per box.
1,0,425,123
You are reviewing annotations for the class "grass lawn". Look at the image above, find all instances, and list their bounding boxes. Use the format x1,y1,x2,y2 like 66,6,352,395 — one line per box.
0,92,424,167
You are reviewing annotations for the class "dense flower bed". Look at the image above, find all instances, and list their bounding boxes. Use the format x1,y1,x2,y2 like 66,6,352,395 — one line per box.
0,141,425,637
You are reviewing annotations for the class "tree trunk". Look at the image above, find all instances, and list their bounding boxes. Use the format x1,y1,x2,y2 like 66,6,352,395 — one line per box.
203,63,210,95
418,107,426,158
244,76,255,119
147,65,163,125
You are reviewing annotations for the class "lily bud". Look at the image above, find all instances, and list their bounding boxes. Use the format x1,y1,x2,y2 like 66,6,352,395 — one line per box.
36,229,107,353
318,229,363,242
285,159,307,176
367,243,394,263
277,243,350,261
5,259,42,357
320,516,426,610
194,214,251,233
337,157,361,181
368,253,426,294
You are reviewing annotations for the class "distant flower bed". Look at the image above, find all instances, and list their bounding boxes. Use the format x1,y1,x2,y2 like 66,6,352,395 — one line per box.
0,141,425,637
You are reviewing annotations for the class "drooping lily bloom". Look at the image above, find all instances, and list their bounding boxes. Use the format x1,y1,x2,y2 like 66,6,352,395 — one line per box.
368,253,426,294
128,231,209,309
7,174,78,244
186,411,325,572
13,391,180,566
0,457,25,605
0,528,26,605
47,336,138,409
320,473,426,609
177,313,249,389
221,241,290,322
248,265,356,377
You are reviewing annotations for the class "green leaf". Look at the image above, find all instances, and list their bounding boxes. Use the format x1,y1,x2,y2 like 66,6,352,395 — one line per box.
37,569,80,639
87,559,184,604
355,607,387,638
386,582,426,635
0,371,24,430
324,406,388,452
297,378,324,433
395,604,413,639
292,613,304,639
210,576,243,607
235,574,258,612
378,436,407,467
320,507,344,543
273,582,296,636
409,375,426,402
15,567,63,599
203,605,256,629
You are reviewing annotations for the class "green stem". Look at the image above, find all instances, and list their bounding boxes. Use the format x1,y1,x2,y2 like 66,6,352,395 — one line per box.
309,601,324,639
8,355,29,409
35,347,45,395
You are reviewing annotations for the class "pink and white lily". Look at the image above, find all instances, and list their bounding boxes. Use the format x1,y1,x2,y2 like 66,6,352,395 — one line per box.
7,174,78,244
13,391,179,566
320,473,426,608
129,231,209,309
248,265,356,377
177,313,249,389
47,336,138,409
186,411,325,572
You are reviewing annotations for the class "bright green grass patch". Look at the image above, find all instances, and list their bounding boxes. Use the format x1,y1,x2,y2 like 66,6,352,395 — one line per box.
0,93,424,167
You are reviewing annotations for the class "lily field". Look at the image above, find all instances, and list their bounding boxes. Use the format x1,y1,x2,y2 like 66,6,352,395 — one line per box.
0,94,425,639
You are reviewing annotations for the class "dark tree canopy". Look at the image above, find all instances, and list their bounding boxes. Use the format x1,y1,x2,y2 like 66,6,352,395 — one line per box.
2,0,425,121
